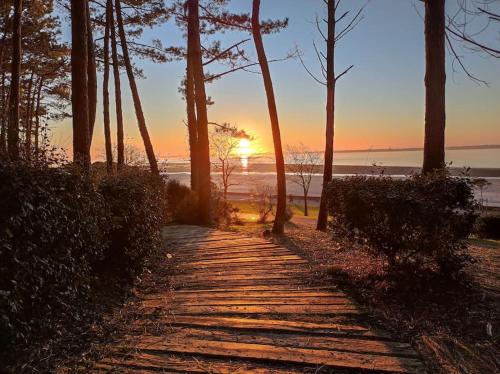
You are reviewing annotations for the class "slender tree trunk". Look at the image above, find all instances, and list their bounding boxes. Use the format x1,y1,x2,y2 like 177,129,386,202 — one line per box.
423,0,446,173
187,0,211,223
71,0,91,170
34,78,43,157
86,0,97,148
1,72,7,156
303,189,308,217
251,0,287,234
25,74,39,159
110,0,124,170
0,6,10,79
7,0,22,161
186,61,199,191
317,0,336,231
115,0,158,175
103,0,113,174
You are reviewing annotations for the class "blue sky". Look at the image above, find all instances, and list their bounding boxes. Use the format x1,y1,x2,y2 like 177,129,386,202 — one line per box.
52,0,500,159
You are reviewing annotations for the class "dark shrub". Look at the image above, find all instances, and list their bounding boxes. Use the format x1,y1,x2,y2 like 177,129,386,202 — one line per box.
211,184,240,225
327,172,478,275
476,213,500,240
165,179,198,224
0,162,168,359
98,170,167,277
0,163,108,349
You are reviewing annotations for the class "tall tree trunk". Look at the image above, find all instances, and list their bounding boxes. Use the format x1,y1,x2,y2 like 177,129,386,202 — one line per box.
1,72,6,156
7,0,22,161
103,0,113,174
110,0,124,170
71,0,91,170
34,78,43,157
186,61,199,191
86,0,97,148
25,75,39,159
21,73,33,149
317,0,336,230
187,0,211,223
251,0,287,234
423,0,446,173
0,5,10,79
115,0,159,175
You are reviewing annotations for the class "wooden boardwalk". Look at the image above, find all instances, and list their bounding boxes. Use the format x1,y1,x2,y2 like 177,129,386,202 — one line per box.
96,225,424,373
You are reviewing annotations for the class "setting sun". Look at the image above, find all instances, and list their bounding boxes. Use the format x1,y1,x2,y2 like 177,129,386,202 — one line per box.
237,138,253,157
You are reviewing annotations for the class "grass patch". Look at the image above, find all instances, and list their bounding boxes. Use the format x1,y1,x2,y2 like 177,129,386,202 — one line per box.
229,200,319,218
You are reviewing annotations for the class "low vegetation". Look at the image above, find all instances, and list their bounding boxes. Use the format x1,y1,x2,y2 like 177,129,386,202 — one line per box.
0,161,167,371
327,172,478,276
476,212,500,240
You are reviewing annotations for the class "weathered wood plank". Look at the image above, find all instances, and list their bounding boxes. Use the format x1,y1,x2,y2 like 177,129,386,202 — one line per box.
98,352,300,374
120,336,424,373
152,328,416,357
161,315,373,336
164,304,361,315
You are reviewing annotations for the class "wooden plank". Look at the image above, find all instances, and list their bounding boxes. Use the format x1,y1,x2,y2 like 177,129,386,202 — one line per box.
174,280,309,289
178,242,281,251
171,236,261,246
177,263,308,273
156,328,417,357
120,336,424,373
174,274,306,283
166,304,361,315
174,285,336,293
182,247,294,260
98,352,300,374
162,315,373,336
145,297,352,307
179,252,294,263
174,268,309,278
186,255,305,266
168,290,347,299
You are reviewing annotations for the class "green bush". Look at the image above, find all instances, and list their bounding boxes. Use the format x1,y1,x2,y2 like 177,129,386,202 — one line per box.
0,163,167,354
0,163,108,349
165,179,198,224
327,172,478,275
476,213,500,240
98,170,167,277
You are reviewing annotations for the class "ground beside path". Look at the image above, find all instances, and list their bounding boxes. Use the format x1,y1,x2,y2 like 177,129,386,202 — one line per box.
93,225,424,373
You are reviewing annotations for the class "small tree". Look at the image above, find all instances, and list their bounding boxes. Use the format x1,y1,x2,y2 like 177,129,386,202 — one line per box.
473,178,491,211
210,124,249,201
252,183,275,223
286,144,321,216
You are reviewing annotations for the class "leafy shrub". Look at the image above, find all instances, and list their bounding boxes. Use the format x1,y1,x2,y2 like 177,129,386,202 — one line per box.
98,170,167,277
327,172,478,275
475,213,500,239
0,162,108,350
165,179,198,224
211,184,240,225
0,162,168,357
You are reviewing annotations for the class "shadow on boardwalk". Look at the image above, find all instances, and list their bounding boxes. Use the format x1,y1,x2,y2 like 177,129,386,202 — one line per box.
94,225,425,373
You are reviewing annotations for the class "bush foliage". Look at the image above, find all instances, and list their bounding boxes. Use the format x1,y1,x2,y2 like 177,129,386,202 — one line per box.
327,172,478,275
0,162,166,353
476,213,500,240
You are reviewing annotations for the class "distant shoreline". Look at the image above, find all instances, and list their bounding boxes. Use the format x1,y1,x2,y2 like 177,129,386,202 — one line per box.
164,164,500,178
334,144,500,154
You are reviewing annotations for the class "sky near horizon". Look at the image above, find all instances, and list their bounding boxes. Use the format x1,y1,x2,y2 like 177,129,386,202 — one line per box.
52,0,500,160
